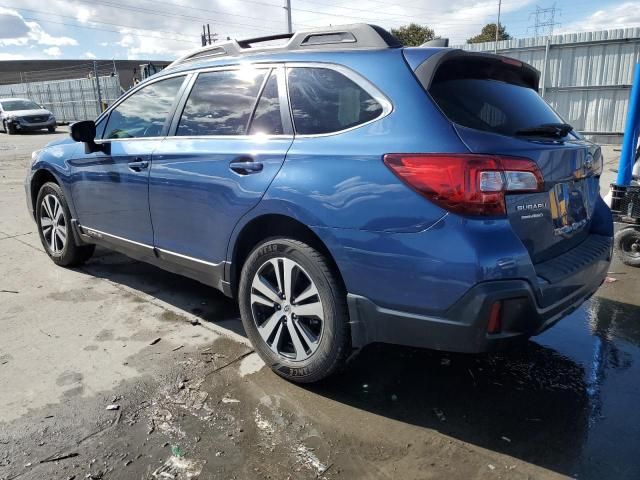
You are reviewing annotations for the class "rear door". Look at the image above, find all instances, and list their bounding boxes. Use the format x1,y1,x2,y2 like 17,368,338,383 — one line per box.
148,65,293,270
424,53,602,263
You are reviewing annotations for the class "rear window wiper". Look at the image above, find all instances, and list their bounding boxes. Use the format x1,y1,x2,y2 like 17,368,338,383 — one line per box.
515,123,573,138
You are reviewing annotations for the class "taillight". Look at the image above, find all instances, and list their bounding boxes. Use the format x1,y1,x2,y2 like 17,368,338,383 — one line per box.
383,154,543,216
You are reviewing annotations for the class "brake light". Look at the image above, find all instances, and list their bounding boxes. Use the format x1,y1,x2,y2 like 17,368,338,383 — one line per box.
383,154,543,216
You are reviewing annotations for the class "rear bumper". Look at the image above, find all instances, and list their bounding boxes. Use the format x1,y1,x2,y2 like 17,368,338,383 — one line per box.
347,234,612,353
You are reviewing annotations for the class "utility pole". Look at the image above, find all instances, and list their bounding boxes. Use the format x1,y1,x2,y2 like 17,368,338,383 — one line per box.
93,60,103,113
494,0,502,54
284,0,292,33
200,24,218,46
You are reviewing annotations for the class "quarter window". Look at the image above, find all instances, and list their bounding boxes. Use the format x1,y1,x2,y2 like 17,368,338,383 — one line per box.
103,76,185,139
248,71,283,135
177,69,267,136
287,67,383,135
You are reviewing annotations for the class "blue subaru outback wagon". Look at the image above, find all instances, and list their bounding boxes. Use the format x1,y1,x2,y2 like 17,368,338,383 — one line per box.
26,24,613,382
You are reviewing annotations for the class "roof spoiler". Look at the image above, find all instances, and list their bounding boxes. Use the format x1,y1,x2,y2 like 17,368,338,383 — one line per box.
421,38,449,48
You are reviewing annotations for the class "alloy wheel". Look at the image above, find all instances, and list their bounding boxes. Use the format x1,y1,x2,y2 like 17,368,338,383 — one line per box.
40,194,67,254
250,257,324,361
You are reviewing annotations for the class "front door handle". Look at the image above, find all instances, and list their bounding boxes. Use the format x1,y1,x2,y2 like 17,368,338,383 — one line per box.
128,158,149,172
229,160,263,175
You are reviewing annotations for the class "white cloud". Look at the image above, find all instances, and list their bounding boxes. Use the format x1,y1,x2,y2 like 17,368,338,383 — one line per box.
116,29,194,59
27,22,77,46
84,51,97,59
43,46,62,57
76,6,92,23
561,2,640,33
0,7,77,49
0,7,29,39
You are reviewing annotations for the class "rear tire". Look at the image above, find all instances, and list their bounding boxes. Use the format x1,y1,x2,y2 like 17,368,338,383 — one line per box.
239,238,350,383
614,227,640,267
36,182,95,267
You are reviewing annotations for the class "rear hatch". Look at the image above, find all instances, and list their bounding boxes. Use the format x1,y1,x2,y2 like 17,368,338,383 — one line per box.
419,51,602,264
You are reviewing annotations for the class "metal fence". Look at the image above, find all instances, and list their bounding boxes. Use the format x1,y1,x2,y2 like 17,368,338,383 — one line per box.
455,28,640,144
0,74,122,123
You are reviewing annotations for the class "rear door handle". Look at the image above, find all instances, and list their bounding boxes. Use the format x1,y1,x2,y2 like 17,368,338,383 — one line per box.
128,158,149,172
229,160,263,175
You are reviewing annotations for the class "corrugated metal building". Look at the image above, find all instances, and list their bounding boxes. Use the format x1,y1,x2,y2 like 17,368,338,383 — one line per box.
454,28,640,144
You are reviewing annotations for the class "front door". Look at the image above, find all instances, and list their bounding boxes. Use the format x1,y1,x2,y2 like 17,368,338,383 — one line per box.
69,75,187,245
149,66,293,275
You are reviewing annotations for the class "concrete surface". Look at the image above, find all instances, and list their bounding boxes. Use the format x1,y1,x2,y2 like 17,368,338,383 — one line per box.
1,131,639,480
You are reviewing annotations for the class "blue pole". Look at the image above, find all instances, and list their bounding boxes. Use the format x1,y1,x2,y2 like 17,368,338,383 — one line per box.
617,63,640,186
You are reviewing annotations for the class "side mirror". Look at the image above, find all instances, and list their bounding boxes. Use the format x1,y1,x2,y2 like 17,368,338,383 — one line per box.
70,120,109,154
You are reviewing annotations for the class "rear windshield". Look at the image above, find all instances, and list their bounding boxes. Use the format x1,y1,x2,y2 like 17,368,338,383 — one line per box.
429,57,562,136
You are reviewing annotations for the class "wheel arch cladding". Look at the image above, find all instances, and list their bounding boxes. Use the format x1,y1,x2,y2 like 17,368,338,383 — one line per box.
230,214,346,297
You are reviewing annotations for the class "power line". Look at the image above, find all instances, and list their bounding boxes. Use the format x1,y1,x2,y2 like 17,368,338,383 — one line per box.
20,15,198,44
72,0,278,33
0,5,196,42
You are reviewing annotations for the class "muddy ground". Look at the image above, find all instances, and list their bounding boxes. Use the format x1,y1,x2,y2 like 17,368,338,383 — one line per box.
1,129,639,480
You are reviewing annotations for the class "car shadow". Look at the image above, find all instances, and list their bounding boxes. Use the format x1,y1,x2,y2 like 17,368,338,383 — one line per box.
80,247,244,337
303,295,640,479
76,248,640,479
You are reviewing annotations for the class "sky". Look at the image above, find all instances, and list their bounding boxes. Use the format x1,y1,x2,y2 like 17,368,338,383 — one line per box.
0,0,639,61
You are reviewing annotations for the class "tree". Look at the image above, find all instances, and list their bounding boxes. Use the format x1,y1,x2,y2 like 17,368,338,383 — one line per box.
467,23,511,44
390,23,436,47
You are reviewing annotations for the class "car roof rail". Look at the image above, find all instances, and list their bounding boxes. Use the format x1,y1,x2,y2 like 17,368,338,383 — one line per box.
167,23,402,69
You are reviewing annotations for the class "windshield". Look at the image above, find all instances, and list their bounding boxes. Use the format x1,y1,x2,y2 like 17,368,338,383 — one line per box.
1,100,42,111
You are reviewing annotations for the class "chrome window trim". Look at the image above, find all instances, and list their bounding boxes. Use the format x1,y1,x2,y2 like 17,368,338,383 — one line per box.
162,134,294,141
284,61,393,138
95,137,166,144
94,61,392,142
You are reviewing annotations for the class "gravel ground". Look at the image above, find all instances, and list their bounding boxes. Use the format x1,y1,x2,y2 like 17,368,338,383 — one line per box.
1,129,639,480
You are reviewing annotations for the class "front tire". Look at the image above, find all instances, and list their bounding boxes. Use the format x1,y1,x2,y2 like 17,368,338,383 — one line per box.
5,121,15,135
36,182,95,266
239,238,350,383
614,227,640,267
47,126,56,133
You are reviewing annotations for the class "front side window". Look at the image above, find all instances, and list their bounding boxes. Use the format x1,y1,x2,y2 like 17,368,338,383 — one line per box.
103,76,185,139
177,69,267,136
287,67,383,135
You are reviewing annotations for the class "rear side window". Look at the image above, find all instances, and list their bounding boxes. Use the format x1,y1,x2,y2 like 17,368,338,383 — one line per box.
177,69,266,136
287,67,383,135
103,76,185,139
248,71,283,135
429,57,562,136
